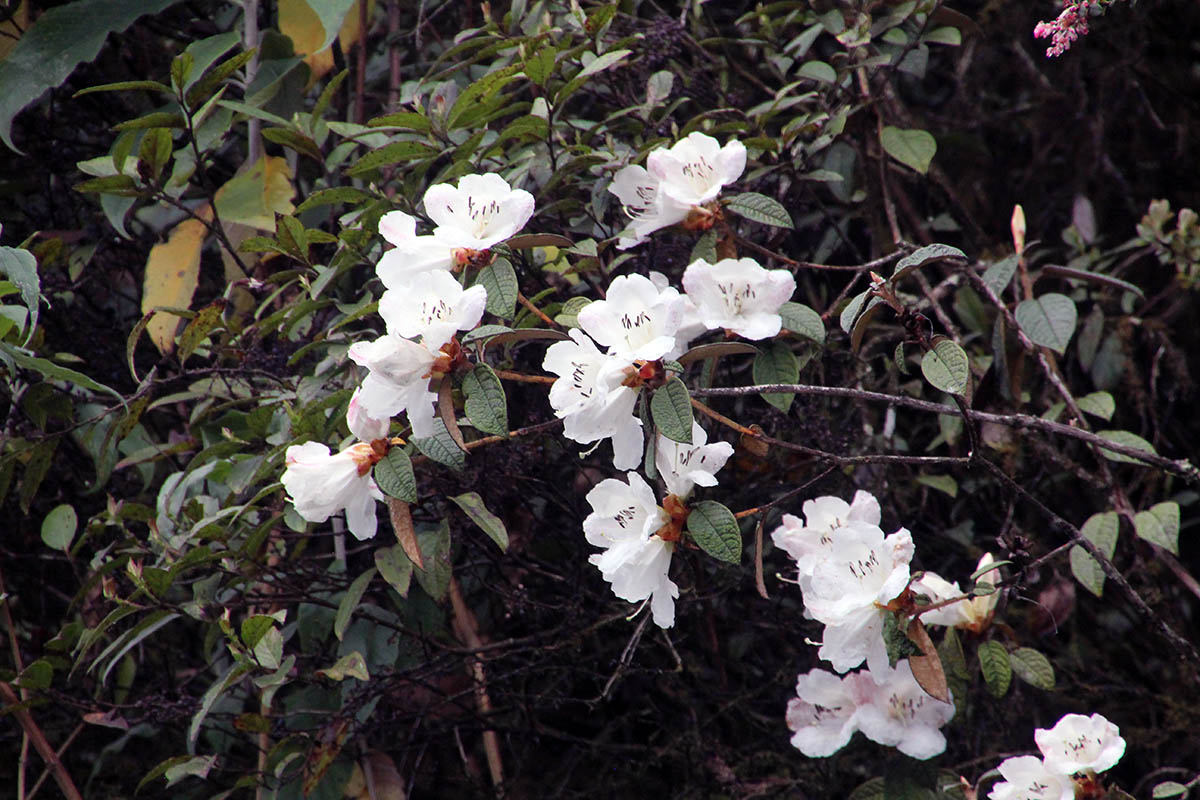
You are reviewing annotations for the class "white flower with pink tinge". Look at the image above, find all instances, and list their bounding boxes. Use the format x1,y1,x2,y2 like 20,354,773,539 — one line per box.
609,132,745,249
582,472,678,628
348,336,440,439
655,421,734,499
376,173,534,287
282,441,383,541
681,257,796,340
542,329,643,470
771,490,883,586
1034,713,1125,776
987,756,1075,800
576,273,687,362
911,553,1001,632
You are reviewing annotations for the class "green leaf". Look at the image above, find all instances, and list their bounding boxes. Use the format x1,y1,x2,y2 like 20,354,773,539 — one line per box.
374,448,417,503
1015,293,1077,354
1077,391,1115,421
240,615,275,650
177,298,225,366
523,44,558,86
1096,429,1157,464
882,612,921,667
650,377,693,444
262,127,323,161
185,46,256,109
686,501,741,564
296,186,372,213
977,640,1012,697
0,246,40,343
413,521,452,602
778,301,825,345
477,257,519,320
188,661,250,750
689,229,718,264
1069,511,1119,597
1134,501,1180,554
920,337,969,395
73,174,140,195
367,111,432,132
916,474,957,498
345,140,437,176
848,778,885,800
73,80,173,97
0,0,184,152
724,191,794,229
413,419,466,471
0,342,123,401
40,503,77,551
462,364,508,436
111,111,188,132
16,658,53,690
880,126,937,174
752,342,800,413
316,651,370,682
1152,782,1189,799
334,567,377,641
578,48,632,78
450,492,509,552
891,243,967,282
982,254,1018,297
374,545,414,597
302,0,358,50
797,60,837,83
1008,647,1055,690
163,754,217,787
447,64,523,128
461,324,514,345
923,26,962,45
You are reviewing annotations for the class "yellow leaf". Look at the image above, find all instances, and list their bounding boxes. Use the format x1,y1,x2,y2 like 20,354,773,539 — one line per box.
214,155,295,231
279,0,326,58
142,209,210,354
344,753,405,800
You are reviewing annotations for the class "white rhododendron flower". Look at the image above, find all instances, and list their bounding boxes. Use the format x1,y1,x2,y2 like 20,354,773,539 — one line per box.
346,387,391,442
655,421,734,499
649,132,747,207
805,524,914,674
912,553,1001,631
1034,713,1126,776
786,668,863,757
376,173,534,287
348,336,440,438
608,133,745,249
542,329,643,470
852,660,955,760
681,257,796,340
577,273,686,361
379,269,487,350
987,756,1076,800
608,164,691,249
582,472,678,628
771,490,883,580
282,441,383,541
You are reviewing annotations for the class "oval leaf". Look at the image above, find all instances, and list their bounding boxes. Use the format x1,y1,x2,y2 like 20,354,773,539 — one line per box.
374,448,417,503
920,337,969,395
677,341,758,366
477,257,518,320
450,492,509,551
686,500,742,564
1008,647,1056,690
1096,429,1157,464
891,243,967,282
977,640,1011,697
1014,293,1077,354
724,191,794,229
880,126,937,174
651,377,693,444
374,544,414,597
1134,501,1180,555
41,503,77,551
334,567,377,642
752,342,800,413
462,364,508,436
413,419,466,471
779,301,825,345
1069,511,1119,597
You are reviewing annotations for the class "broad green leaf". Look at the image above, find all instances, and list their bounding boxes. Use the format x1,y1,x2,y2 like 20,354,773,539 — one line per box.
240,615,276,650
891,243,967,282
724,191,794,229
778,301,825,345
578,48,632,78
982,254,1018,297
374,448,417,503
1152,782,1189,799
40,503,77,551
1134,501,1180,554
880,126,936,174
753,342,799,413
839,289,882,336
1015,293,1077,354
447,64,523,128
164,755,216,787
1069,511,1119,597
797,60,836,83
1096,429,1157,464
413,522,452,602
16,659,53,690
413,419,466,471
523,44,557,86
462,364,508,436
920,337,969,395
450,492,509,551
177,298,225,366
650,377,693,444
916,474,957,498
316,651,369,682
977,640,1011,697
0,0,184,152
477,257,519,320
462,324,514,345
334,567,377,641
262,126,323,161
1077,391,1115,420
253,626,283,670
689,229,718,264
1008,647,1055,690
0,246,39,342
923,26,962,45
686,501,741,564
374,545,414,597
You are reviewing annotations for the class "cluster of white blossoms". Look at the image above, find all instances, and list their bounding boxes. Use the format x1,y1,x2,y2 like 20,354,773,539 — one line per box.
775,491,1003,759
989,713,1125,800
609,132,746,249
281,173,534,540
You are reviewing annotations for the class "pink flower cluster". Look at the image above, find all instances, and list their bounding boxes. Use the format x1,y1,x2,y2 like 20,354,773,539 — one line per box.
1033,0,1099,57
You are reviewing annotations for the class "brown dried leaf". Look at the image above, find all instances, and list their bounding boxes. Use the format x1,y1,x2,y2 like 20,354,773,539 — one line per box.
906,618,951,704
386,497,424,570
